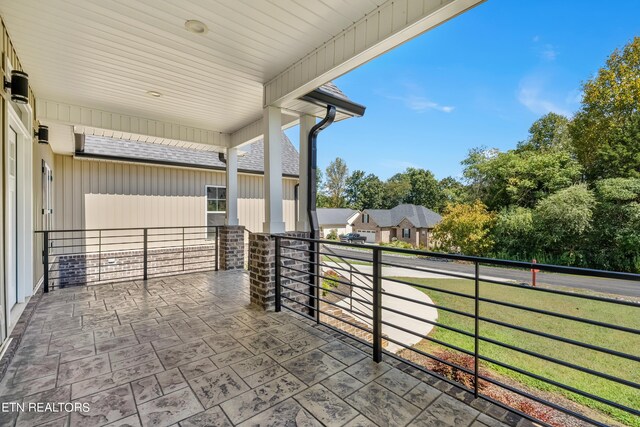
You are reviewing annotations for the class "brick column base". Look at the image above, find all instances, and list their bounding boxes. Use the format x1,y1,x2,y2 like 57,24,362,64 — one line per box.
219,226,245,270
249,232,312,312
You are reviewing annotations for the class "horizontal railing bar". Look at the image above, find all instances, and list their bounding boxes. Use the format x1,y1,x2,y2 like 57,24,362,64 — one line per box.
381,304,474,338
279,281,374,320
379,260,475,281
280,290,376,329
478,354,638,415
477,296,640,334
279,263,373,293
477,315,640,362
379,290,474,319
280,277,372,309
36,225,220,233
477,334,639,389
279,254,376,279
383,335,475,375
478,276,640,308
382,276,476,300
280,304,316,322
279,235,640,281
478,375,604,427
380,320,475,357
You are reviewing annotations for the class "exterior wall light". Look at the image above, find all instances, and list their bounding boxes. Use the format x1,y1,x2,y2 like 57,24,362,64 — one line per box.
4,70,29,104
35,125,49,144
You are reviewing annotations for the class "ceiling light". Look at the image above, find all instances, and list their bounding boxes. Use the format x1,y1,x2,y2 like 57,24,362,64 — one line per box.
146,91,162,98
185,20,208,34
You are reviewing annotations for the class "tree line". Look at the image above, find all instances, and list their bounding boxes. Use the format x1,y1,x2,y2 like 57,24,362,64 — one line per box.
318,37,640,272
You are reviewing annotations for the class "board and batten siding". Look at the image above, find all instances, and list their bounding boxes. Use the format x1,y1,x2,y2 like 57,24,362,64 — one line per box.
52,154,298,234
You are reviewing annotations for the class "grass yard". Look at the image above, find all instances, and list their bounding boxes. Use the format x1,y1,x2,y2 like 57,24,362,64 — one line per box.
388,276,640,426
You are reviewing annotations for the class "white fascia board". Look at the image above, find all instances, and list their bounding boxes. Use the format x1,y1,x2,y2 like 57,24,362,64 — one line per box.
37,99,230,149
264,0,485,107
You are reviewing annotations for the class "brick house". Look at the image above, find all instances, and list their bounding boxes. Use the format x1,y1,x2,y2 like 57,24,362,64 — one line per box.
351,204,442,247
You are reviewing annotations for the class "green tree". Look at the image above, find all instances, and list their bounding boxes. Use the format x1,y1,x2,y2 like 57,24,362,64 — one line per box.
345,170,385,210
382,168,443,210
382,173,411,208
404,168,443,210
438,176,468,209
492,206,534,259
570,37,640,180
324,157,349,208
432,200,495,256
533,184,595,263
462,148,582,210
588,178,640,272
517,112,571,152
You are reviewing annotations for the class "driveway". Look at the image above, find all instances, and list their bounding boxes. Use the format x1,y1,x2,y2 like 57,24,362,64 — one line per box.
323,261,439,353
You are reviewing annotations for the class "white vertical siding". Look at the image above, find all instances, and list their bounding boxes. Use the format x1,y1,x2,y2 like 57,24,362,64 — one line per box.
52,155,298,233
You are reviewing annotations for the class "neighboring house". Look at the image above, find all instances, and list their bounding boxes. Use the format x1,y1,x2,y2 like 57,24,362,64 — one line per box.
351,204,442,247
52,133,300,234
316,208,359,238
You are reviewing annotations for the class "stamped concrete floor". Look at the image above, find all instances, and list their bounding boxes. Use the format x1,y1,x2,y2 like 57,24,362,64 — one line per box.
0,270,521,427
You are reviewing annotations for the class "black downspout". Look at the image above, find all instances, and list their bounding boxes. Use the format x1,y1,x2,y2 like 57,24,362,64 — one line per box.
307,105,336,321
294,184,299,227
308,105,337,239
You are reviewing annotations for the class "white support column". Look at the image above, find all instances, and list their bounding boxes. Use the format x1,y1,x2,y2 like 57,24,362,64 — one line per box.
296,115,315,232
262,106,286,233
225,147,239,226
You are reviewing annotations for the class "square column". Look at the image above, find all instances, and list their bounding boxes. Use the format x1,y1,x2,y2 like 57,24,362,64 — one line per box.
263,106,286,233
225,147,239,226
296,115,316,232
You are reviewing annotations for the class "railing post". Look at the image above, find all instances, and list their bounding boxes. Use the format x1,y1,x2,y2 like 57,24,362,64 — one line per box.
215,226,219,271
143,228,148,281
474,261,480,398
372,247,383,363
313,239,320,324
43,231,50,293
275,236,282,312
98,230,102,282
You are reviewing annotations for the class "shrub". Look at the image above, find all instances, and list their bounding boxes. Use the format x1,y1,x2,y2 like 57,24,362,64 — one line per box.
381,240,414,249
325,229,339,240
322,270,341,296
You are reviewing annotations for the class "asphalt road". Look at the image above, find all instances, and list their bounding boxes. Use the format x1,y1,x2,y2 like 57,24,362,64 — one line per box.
324,246,640,298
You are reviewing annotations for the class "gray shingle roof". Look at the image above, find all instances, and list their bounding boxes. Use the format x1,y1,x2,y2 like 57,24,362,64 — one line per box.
365,204,442,228
316,208,358,226
81,133,299,176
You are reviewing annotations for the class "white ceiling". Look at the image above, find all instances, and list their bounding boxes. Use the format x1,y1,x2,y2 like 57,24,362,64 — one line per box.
0,0,385,133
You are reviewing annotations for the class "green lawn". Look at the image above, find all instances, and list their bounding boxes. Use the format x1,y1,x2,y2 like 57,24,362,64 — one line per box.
389,277,640,427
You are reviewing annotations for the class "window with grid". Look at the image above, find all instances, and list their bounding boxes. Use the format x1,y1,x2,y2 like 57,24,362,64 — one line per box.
402,228,411,238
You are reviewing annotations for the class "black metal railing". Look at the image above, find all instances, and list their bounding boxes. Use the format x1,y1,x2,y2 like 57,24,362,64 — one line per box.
36,226,221,292
273,235,640,427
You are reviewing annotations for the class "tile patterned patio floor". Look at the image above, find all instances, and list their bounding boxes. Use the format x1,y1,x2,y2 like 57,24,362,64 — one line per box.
0,270,525,427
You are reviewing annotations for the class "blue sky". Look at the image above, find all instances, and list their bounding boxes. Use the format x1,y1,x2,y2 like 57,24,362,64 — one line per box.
285,0,640,181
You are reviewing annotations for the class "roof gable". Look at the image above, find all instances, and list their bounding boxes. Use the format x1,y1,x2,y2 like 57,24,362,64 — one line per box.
363,204,441,228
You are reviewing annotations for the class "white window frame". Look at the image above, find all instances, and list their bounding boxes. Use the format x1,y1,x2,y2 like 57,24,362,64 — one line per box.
362,213,369,223
205,185,227,215
402,228,411,239
42,160,53,231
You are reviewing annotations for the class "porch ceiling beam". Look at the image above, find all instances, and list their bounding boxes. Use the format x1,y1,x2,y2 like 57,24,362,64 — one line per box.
263,0,485,108
36,99,230,149
230,112,299,148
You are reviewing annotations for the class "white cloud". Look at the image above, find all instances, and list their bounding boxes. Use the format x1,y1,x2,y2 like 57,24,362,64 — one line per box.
391,95,455,113
517,76,572,117
540,44,558,61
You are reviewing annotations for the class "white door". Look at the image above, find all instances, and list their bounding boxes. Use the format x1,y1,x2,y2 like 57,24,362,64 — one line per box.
357,230,376,243
6,127,18,308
